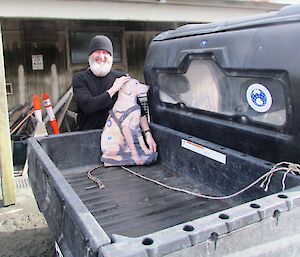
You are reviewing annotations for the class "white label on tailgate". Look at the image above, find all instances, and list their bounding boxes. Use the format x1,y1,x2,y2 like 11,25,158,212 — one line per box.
181,139,226,164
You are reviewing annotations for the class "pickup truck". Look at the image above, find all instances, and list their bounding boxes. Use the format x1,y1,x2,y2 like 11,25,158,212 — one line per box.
28,4,300,257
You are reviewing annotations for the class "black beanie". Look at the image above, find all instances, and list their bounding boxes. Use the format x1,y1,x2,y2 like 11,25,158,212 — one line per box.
88,35,113,56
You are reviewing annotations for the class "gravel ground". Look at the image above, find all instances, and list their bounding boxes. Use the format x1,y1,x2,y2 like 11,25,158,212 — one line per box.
0,176,55,257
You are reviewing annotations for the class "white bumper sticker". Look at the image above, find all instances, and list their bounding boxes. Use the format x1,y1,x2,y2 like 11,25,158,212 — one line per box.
181,139,226,164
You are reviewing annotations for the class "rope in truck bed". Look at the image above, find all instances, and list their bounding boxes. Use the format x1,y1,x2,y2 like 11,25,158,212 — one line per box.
86,162,300,200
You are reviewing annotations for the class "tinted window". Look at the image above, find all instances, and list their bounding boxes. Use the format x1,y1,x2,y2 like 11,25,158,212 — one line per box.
158,58,286,127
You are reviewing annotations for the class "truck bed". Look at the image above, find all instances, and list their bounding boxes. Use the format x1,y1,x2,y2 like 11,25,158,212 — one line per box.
28,127,300,257
63,163,231,238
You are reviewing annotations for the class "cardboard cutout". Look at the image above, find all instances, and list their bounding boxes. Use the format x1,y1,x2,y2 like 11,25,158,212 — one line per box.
101,78,158,166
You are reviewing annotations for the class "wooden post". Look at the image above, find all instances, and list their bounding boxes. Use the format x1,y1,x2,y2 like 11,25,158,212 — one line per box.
0,22,16,206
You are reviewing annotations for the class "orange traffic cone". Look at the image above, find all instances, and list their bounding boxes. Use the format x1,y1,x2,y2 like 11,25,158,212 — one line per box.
43,93,60,134
32,95,43,123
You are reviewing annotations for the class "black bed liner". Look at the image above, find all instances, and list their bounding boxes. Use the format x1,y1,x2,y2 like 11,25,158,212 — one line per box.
63,163,231,238
28,127,300,257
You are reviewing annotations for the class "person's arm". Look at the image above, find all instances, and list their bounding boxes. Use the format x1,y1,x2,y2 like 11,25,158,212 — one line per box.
107,76,131,98
72,74,130,114
140,115,157,153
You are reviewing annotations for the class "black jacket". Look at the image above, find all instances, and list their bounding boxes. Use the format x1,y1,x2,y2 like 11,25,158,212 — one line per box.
72,69,146,130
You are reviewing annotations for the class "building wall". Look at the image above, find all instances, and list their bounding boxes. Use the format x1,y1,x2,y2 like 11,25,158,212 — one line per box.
126,31,160,82
2,19,180,110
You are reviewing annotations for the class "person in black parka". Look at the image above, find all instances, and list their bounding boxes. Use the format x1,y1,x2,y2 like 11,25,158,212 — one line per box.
72,35,157,152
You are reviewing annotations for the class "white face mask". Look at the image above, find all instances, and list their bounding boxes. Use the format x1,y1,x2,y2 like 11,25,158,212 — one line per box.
88,54,113,77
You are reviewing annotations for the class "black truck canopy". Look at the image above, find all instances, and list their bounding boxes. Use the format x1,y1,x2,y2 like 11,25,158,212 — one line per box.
144,4,300,163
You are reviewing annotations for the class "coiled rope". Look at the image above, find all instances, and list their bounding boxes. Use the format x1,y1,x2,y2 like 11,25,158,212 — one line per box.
86,164,105,189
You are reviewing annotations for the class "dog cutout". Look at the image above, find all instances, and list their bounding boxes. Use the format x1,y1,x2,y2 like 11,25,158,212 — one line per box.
101,78,158,166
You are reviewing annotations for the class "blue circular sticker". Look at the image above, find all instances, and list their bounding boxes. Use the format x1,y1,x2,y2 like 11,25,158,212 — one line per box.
246,83,272,113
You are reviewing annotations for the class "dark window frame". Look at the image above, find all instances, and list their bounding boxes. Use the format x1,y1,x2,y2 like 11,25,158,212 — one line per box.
67,27,126,71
